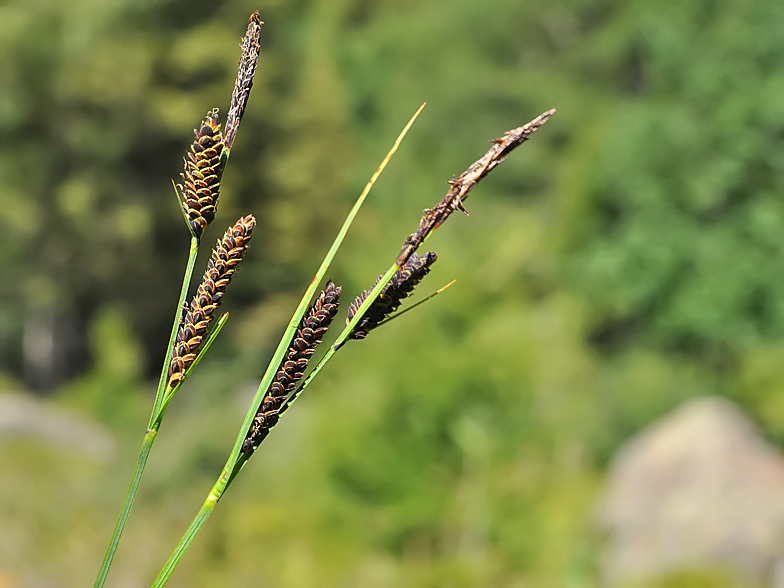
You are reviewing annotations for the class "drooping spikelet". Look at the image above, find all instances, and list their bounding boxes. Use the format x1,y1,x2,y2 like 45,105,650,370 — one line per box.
167,215,256,389
347,251,437,340
242,281,342,453
180,109,225,240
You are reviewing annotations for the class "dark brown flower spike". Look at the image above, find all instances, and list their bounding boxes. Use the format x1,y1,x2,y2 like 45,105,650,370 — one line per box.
180,109,225,240
397,109,555,265
347,251,438,340
242,281,342,453
167,215,256,389
224,11,263,150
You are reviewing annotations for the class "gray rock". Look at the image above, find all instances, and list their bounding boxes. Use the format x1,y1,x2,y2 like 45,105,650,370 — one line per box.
597,396,784,587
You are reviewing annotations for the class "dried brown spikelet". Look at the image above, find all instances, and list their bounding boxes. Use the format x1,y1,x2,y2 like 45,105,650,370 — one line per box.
397,109,554,265
167,215,256,389
180,109,225,240
347,251,437,340
224,11,262,150
242,281,342,453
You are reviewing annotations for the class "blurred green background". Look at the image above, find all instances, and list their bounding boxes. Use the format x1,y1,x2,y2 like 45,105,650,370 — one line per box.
3,0,784,586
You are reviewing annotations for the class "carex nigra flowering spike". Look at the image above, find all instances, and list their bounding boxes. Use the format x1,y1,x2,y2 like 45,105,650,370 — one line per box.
180,109,225,240
347,251,437,340
167,215,256,389
242,281,342,453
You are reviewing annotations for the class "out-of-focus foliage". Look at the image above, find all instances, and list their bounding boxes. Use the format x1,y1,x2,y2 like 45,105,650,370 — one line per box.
2,0,784,586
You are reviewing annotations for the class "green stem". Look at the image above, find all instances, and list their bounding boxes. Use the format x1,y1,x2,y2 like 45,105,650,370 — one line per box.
151,491,219,588
93,428,157,588
93,236,199,588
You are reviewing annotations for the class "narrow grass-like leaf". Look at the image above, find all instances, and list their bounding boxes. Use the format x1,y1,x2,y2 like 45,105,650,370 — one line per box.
172,180,193,236
375,279,457,329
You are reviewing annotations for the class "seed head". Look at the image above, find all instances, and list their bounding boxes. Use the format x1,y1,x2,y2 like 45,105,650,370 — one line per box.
347,251,437,340
167,215,255,389
243,281,342,453
180,109,225,240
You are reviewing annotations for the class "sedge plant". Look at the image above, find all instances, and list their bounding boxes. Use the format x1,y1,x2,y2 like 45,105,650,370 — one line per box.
91,10,555,586
92,13,262,588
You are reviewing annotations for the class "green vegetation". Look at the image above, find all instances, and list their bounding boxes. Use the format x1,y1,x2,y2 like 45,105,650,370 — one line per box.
2,0,784,586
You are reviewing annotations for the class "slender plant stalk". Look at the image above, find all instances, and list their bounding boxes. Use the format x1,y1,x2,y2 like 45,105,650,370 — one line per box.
93,237,199,588
150,103,426,587
154,499,215,585
98,214,254,587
